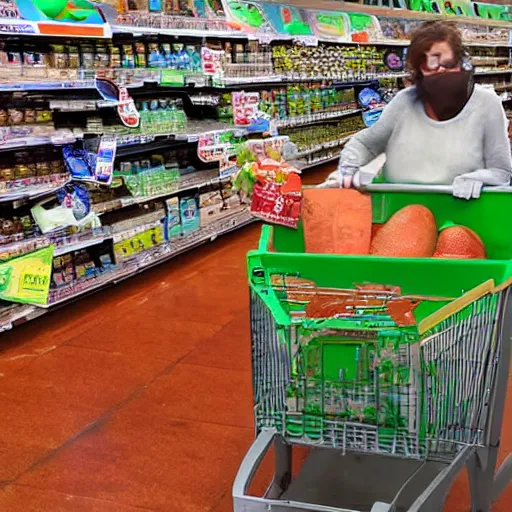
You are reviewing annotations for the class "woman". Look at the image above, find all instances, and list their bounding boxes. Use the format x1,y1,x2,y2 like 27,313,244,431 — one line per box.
320,21,512,200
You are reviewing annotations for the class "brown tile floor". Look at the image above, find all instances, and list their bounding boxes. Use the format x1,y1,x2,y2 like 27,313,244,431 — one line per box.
0,166,510,511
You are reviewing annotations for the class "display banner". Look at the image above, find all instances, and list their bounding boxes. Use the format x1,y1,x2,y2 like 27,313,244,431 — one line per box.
0,246,54,306
0,0,111,37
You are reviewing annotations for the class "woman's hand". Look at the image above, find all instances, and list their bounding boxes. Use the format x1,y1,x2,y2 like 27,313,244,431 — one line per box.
452,176,483,200
452,169,510,200
317,164,360,189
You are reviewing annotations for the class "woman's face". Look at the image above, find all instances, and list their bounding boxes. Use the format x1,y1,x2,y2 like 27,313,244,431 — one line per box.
421,41,461,77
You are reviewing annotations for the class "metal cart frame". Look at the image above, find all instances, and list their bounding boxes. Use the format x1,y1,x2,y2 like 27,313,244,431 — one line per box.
234,185,512,512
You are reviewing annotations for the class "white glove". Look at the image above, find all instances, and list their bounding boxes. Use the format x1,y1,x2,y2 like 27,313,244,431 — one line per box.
317,154,385,189
317,163,359,189
452,176,483,200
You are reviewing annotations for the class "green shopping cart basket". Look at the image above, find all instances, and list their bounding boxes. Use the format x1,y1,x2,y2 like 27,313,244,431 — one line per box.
234,184,512,512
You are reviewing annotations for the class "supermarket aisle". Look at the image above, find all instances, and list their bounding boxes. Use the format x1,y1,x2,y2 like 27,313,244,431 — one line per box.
0,169,509,511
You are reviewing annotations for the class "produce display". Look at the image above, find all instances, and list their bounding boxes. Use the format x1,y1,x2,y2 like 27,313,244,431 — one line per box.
272,44,403,80
281,116,366,153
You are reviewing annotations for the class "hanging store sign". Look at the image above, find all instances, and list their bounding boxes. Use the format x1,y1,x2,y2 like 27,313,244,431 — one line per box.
95,78,140,129
220,2,512,44
232,91,260,127
0,0,111,38
308,11,350,42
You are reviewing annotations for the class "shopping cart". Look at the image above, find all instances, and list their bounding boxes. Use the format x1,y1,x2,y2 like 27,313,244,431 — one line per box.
233,185,512,512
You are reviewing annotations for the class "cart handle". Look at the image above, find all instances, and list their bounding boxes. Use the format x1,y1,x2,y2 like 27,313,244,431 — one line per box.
362,184,512,194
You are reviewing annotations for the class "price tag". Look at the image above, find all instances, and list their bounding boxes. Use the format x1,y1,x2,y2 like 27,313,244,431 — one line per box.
186,76,207,88
219,150,237,178
201,47,224,76
293,36,318,47
161,69,186,87
255,33,274,45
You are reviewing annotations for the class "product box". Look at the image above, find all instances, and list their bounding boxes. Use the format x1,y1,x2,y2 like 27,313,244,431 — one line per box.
220,181,243,210
180,196,200,235
199,191,225,227
52,254,74,288
113,225,165,262
165,197,182,239
74,257,96,280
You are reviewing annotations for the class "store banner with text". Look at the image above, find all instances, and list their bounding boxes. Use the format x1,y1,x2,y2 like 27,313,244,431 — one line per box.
0,246,54,306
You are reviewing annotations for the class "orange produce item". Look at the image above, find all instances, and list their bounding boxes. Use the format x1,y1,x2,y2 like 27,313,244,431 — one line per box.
433,225,486,259
302,189,372,255
370,205,437,258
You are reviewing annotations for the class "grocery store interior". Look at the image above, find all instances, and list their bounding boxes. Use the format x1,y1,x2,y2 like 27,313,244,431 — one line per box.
1,0,512,510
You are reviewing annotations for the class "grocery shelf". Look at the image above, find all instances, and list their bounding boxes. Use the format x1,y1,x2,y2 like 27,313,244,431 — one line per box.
294,134,354,159
295,154,340,171
0,209,255,330
215,73,408,89
111,23,512,49
0,142,337,322
0,71,406,97
0,176,71,204
50,99,123,111
275,110,361,129
92,168,226,215
112,24,249,40
1,1,511,336
53,231,113,257
93,121,258,158
0,133,77,153
0,304,42,333
48,209,254,307
0,80,98,92
475,69,512,76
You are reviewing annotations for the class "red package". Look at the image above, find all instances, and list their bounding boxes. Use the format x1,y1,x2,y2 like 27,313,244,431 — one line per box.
250,173,302,229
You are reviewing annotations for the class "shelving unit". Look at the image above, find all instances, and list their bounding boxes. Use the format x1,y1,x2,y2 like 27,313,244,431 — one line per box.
1,0,512,331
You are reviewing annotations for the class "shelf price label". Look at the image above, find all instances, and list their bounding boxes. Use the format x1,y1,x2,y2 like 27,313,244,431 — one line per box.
219,151,237,178
293,36,318,47
160,70,186,87
201,47,224,76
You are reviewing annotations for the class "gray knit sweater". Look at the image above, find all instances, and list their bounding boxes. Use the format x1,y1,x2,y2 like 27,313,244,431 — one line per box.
340,86,512,186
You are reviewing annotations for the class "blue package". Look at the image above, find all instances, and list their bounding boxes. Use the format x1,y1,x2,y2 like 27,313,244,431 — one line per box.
180,196,200,234
362,108,384,128
149,0,162,12
165,197,181,240
95,77,119,102
56,183,91,221
62,146,93,180
358,88,382,110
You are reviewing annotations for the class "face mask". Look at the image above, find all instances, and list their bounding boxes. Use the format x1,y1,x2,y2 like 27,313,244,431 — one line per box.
416,70,474,121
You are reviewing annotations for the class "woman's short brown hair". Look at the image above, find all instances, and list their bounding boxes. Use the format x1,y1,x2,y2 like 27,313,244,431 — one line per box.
406,21,465,82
